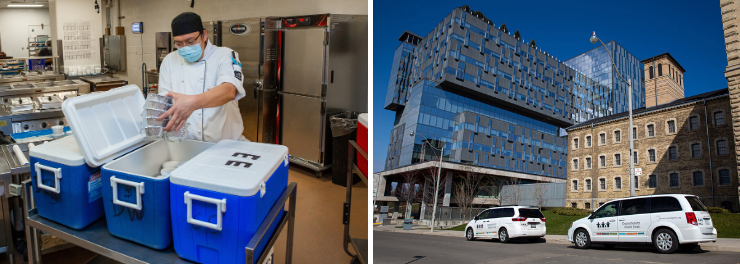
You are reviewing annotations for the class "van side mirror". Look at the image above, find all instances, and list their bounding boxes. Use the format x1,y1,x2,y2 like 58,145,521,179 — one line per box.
474,216,479,221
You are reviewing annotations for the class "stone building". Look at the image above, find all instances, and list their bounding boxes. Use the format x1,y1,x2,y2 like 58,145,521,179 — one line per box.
565,89,739,212
720,0,740,171
642,53,685,108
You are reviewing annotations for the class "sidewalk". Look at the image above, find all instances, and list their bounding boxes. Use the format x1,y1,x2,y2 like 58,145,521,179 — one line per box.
373,224,740,253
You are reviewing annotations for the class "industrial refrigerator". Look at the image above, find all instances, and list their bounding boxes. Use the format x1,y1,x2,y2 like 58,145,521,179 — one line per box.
202,18,277,143
264,14,368,176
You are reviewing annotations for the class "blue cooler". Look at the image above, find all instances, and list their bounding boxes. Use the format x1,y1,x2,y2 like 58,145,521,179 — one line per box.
30,136,104,230
101,140,213,249
170,140,289,264
62,85,194,249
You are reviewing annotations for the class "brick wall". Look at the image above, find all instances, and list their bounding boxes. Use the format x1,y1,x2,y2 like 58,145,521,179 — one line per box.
566,95,739,211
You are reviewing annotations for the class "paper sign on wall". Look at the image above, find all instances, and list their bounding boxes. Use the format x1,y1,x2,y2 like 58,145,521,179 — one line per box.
62,21,94,61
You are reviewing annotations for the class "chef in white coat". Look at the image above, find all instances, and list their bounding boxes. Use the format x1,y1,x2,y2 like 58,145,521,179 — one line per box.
158,12,246,142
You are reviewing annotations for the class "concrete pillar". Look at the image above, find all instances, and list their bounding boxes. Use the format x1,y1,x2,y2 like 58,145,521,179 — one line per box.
392,201,400,220
443,170,453,206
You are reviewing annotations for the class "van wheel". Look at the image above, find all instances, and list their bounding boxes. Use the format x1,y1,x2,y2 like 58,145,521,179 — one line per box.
466,228,476,241
498,228,510,243
574,229,591,249
653,228,679,254
679,243,699,252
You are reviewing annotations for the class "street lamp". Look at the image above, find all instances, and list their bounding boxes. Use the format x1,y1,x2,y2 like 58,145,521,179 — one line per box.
590,31,636,197
409,131,445,232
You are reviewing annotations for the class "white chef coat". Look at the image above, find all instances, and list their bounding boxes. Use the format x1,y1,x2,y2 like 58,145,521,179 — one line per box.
158,40,246,142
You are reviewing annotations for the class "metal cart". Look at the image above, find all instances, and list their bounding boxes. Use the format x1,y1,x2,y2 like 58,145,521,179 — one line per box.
343,140,367,264
22,180,298,264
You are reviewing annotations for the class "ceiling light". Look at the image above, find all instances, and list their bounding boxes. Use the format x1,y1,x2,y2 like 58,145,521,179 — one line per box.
8,4,45,7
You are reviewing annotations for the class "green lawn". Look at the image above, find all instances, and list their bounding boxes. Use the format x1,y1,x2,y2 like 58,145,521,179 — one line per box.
445,212,740,238
710,213,740,238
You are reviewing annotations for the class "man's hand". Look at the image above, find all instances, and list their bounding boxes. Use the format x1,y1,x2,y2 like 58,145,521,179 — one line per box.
158,92,201,132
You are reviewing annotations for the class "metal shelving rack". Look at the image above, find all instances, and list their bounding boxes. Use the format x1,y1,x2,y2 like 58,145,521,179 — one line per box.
21,180,298,264
344,140,368,264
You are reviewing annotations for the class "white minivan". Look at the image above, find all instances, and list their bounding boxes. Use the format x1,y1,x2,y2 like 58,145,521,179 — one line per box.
465,206,546,243
568,194,717,253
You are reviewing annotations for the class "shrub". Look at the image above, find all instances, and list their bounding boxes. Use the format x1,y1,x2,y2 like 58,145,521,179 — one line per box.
551,207,592,217
707,207,730,214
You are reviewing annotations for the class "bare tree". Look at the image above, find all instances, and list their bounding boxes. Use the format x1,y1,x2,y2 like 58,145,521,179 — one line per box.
489,176,508,206
416,158,445,229
453,165,488,220
501,178,523,205
532,183,549,210
396,172,419,219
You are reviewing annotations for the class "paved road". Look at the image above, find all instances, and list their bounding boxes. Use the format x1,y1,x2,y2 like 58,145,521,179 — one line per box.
374,231,740,264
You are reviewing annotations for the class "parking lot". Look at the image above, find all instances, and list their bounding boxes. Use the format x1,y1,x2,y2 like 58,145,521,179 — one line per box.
374,231,740,264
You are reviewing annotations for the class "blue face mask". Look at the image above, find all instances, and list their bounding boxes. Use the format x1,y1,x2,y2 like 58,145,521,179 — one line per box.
178,42,203,63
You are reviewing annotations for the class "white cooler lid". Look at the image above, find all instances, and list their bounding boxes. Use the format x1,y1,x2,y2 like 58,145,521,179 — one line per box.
29,136,86,166
170,140,289,197
358,113,368,127
61,85,148,167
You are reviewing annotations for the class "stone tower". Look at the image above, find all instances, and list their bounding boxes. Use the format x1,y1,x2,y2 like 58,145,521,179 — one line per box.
641,53,685,108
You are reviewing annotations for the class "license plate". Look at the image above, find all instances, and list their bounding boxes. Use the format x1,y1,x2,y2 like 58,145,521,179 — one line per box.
530,224,536,228
704,219,711,225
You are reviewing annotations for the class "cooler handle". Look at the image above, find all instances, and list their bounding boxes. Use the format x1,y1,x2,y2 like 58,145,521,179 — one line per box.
110,176,145,210
184,191,227,231
35,162,62,194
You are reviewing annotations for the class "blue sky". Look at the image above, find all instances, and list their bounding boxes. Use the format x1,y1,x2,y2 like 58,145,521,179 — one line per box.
372,0,727,173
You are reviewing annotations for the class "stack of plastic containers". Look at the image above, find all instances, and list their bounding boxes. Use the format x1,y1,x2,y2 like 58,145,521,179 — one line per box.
170,140,289,264
357,113,368,177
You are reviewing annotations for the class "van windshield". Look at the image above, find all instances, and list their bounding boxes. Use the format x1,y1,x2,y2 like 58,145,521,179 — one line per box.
518,208,544,218
685,196,707,211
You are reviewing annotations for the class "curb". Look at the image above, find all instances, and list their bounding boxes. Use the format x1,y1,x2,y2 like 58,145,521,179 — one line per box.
373,227,740,253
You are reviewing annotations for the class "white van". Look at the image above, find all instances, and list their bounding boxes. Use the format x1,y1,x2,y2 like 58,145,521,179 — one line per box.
567,194,717,253
465,206,546,243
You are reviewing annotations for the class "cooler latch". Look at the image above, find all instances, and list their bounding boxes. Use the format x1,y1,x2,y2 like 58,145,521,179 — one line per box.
260,181,266,198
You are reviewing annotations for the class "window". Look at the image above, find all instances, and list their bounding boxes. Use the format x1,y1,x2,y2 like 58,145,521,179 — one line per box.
591,201,618,218
633,151,638,164
615,177,622,190
490,209,502,218
647,124,655,137
620,198,649,216
685,196,707,211
518,208,544,218
634,176,639,189
477,210,490,219
668,146,678,160
585,157,592,169
650,197,682,213
667,120,676,133
585,202,591,210
690,116,699,130
585,179,592,191
648,149,656,162
501,208,515,217
658,63,663,76
573,159,579,170
686,142,700,158
632,127,637,139
649,175,657,188
599,133,606,145
614,130,621,143
572,180,579,191
599,155,606,168
693,171,704,186
586,135,592,147
717,140,728,155
649,66,654,79
715,111,726,126
614,153,621,166
670,173,679,187
720,169,731,185
571,203,577,208
574,138,579,149
599,178,605,190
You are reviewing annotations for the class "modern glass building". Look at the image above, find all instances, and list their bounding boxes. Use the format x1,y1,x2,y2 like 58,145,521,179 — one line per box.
383,8,644,179
565,41,646,113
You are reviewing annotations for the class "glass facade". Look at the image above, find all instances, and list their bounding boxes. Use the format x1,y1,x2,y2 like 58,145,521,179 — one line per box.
565,41,646,113
383,8,646,179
